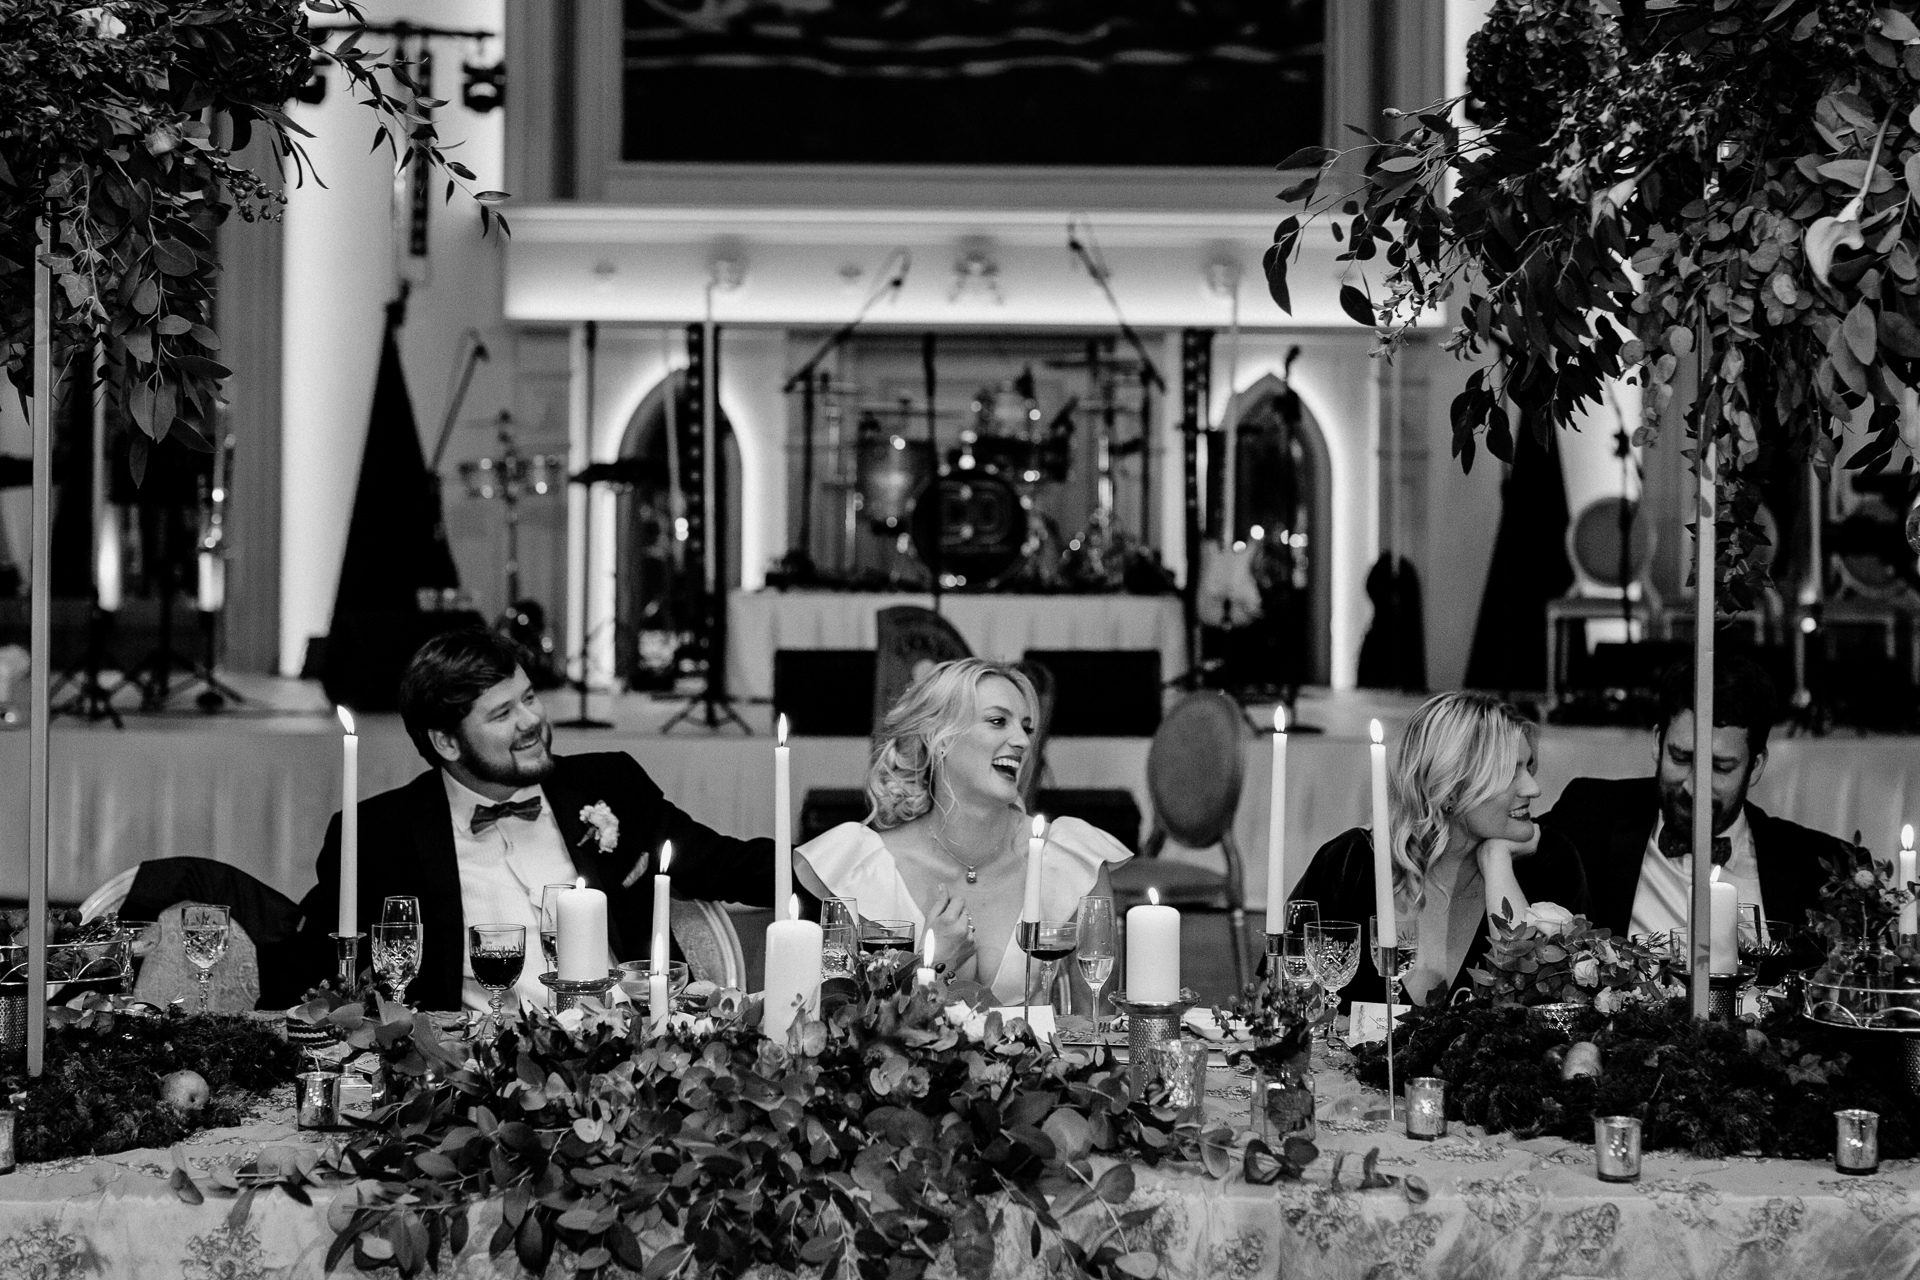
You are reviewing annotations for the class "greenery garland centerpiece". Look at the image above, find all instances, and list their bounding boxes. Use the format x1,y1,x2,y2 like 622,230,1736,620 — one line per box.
1466,901,1678,1031
312,949,1308,1280
0,995,301,1162
1805,837,1920,1027
1264,0,1920,599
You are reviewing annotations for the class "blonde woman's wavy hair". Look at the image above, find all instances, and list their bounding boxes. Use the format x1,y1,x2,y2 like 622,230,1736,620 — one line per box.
1388,691,1536,910
865,658,1038,830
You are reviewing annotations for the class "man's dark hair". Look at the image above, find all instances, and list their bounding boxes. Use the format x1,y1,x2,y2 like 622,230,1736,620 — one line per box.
397,628,532,764
1654,654,1779,761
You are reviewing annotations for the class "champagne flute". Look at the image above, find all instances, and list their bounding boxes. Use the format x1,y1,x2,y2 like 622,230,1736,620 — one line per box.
1302,920,1361,1041
1017,918,1079,1018
539,884,572,973
372,921,423,1005
181,904,230,1014
1073,896,1116,1023
468,923,526,1028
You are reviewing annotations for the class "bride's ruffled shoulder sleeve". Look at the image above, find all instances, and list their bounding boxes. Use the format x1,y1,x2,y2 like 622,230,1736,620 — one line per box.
795,823,921,924
1039,817,1132,917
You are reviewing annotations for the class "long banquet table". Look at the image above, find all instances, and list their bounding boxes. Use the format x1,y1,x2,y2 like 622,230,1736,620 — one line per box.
8,1050,1919,1279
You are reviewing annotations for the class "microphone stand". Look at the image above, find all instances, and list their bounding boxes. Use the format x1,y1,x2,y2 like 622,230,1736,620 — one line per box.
1067,220,1166,394
778,253,910,584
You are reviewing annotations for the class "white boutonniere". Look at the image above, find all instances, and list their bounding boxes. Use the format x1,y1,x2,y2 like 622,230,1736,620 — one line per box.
578,802,620,854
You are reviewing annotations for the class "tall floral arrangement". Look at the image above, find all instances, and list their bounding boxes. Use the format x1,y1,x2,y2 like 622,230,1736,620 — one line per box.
0,0,504,480
1266,0,1920,606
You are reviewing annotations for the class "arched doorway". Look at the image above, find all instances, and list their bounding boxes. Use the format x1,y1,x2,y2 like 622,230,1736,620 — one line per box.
1213,371,1333,686
612,372,740,689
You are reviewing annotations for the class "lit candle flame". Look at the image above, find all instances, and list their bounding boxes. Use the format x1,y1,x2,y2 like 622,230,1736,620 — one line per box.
789,893,801,922
660,840,673,873
1369,718,1384,746
1032,814,1047,839
1274,704,1288,734
1711,865,1722,884
1905,824,1915,851
777,714,789,748
574,875,587,891
923,930,935,968
336,706,355,735
1148,887,1160,907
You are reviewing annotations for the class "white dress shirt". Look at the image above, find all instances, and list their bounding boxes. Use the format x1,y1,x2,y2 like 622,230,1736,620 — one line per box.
1629,809,1764,942
442,772,580,1013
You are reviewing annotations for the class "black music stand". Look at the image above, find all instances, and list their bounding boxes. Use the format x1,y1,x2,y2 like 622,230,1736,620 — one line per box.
50,603,122,726
560,457,644,729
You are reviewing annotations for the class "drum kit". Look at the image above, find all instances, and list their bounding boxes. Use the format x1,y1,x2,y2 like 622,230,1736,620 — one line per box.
803,360,1153,592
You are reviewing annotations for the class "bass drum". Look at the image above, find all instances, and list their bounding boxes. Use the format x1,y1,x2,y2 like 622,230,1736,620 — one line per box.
908,472,1031,589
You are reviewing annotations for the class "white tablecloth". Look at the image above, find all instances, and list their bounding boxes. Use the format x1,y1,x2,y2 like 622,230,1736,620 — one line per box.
726,589,1188,699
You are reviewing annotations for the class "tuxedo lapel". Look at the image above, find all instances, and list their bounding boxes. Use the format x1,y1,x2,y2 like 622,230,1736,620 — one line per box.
409,774,466,1009
544,758,632,961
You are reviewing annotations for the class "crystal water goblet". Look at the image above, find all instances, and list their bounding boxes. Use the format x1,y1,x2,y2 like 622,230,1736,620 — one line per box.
181,904,230,1014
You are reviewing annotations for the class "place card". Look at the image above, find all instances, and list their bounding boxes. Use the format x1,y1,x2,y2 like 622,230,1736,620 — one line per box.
994,1005,1058,1039
1346,1001,1411,1047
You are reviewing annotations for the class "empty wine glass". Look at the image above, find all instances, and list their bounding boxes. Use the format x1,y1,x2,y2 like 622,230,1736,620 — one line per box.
1303,920,1361,1040
181,904,230,1014
821,898,859,979
1017,918,1079,1017
1370,914,1416,1008
1073,896,1116,1021
468,923,526,1027
372,921,423,1004
381,896,421,927
539,884,572,973
1274,899,1319,993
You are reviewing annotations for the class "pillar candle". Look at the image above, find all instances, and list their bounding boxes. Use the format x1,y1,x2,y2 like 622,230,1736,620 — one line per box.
774,716,792,919
557,878,609,980
1369,719,1396,949
652,841,673,979
916,931,938,988
1899,825,1917,937
95,508,121,612
1264,704,1289,928
763,895,823,1043
1708,867,1738,976
1023,816,1047,921
1125,889,1181,1004
336,707,358,939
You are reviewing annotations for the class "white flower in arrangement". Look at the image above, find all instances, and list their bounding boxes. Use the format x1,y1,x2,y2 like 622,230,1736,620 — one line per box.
1523,901,1576,937
1593,987,1623,1015
944,1000,992,1041
1572,957,1600,988
72,6,127,39
1855,868,1879,889
578,802,620,854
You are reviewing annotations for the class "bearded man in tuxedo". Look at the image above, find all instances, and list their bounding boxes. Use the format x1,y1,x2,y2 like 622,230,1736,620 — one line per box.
1538,655,1850,943
297,628,778,1011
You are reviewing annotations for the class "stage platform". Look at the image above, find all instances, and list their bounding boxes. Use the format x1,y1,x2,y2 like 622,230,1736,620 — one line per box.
3,677,1917,913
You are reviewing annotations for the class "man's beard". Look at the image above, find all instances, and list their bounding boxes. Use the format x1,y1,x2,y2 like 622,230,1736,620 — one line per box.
459,721,556,788
1657,775,1746,838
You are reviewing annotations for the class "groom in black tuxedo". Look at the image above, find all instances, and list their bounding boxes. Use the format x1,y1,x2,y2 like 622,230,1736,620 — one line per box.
1538,655,1849,943
296,628,777,1010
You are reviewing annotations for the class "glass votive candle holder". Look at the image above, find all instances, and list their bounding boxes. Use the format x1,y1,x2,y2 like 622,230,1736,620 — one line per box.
1405,1077,1447,1140
1835,1109,1880,1175
1143,1039,1209,1110
295,1071,337,1130
1594,1115,1642,1183
0,1109,14,1174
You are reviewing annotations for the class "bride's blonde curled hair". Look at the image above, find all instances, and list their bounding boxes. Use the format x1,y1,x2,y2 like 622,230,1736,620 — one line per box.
1389,691,1536,911
866,658,1038,830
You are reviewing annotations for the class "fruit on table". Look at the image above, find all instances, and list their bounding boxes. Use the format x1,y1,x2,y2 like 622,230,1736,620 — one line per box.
1561,1041,1601,1080
161,1069,210,1112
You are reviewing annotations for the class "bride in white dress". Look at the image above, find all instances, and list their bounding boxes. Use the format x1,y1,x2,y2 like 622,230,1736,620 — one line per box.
794,658,1131,1004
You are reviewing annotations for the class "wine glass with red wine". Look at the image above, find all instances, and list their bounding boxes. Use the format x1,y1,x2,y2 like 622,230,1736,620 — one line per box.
468,923,526,1027
1017,918,1079,1018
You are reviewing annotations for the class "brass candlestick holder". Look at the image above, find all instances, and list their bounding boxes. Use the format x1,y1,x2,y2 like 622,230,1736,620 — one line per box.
1111,989,1197,1101
539,970,620,1015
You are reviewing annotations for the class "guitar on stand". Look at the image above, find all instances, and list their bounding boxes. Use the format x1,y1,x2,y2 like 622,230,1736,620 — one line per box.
1196,283,1262,633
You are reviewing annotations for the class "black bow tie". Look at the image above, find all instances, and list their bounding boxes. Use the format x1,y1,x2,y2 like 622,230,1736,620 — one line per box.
1658,823,1732,864
471,797,542,834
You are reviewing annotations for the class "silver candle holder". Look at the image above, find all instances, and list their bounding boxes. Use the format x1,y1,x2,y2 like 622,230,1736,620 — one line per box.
1706,971,1745,1024
330,932,364,991
539,970,621,1015
295,1071,337,1130
0,1108,14,1175
1111,989,1196,1101
1405,1077,1447,1140
1835,1109,1880,1175
1594,1115,1643,1182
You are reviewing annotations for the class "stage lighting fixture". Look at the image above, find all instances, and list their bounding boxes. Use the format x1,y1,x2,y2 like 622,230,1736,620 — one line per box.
462,60,505,113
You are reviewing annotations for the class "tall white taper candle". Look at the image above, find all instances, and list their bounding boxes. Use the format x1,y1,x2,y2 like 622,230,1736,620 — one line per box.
1023,816,1047,921
1900,825,1917,938
651,841,673,982
1265,704,1289,928
775,716,792,919
336,707,358,939
1369,720,1395,950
